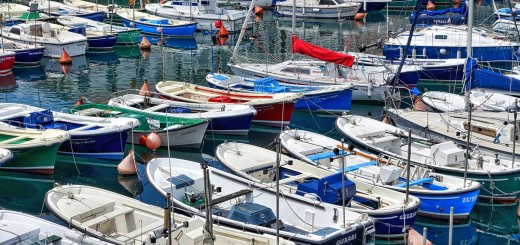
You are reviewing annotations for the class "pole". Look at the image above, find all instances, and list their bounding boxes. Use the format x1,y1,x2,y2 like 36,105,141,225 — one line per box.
513,99,517,168
230,0,255,62
464,105,472,186
275,137,281,245
464,0,474,111
405,129,411,204
422,227,428,245
341,138,346,228
291,0,296,61
202,164,214,244
210,24,214,74
166,193,172,245
448,207,453,245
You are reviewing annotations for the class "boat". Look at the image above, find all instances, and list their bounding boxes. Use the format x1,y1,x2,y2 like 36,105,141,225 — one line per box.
491,18,520,37
0,3,51,25
155,81,301,127
206,73,354,112
215,141,422,238
0,40,45,65
0,103,140,160
337,114,520,202
70,103,209,149
494,2,520,19
386,0,451,11
57,16,141,45
411,216,477,245
217,0,273,8
117,8,197,37
1,22,87,58
45,184,296,245
384,25,520,62
356,0,392,12
465,57,520,95
420,91,466,112
408,0,467,25
274,0,360,19
0,50,15,74
349,52,466,81
144,0,247,32
146,157,376,244
28,0,105,22
108,93,256,136
279,128,479,219
470,89,517,111
46,22,117,50
62,0,117,14
0,210,110,245
0,124,69,175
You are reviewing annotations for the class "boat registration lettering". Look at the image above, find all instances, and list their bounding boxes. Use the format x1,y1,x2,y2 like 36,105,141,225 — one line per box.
462,195,478,203
399,211,416,220
335,234,356,245
181,129,196,135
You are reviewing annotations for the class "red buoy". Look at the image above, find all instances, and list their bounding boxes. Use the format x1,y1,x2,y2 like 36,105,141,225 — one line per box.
217,36,228,46
145,132,161,150
219,25,228,37
139,134,147,145
74,97,84,106
139,35,152,50
354,13,366,21
254,5,263,15
59,50,72,64
215,20,222,29
139,80,152,96
61,64,72,74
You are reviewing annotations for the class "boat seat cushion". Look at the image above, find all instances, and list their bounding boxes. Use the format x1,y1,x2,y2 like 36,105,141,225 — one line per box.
168,174,195,189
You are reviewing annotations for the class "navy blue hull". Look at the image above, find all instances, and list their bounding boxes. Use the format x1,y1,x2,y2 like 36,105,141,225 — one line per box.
359,1,388,12
11,47,45,65
295,89,353,112
58,130,131,160
384,44,520,62
418,64,465,81
87,35,117,49
371,208,417,236
207,113,254,135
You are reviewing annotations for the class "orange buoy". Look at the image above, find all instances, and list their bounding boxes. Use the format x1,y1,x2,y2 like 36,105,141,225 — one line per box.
217,36,228,46
139,35,152,50
141,49,151,59
139,79,152,96
219,25,228,37
215,20,222,29
254,5,263,15
145,132,161,150
412,96,429,111
74,97,84,106
426,0,435,10
117,150,137,176
354,12,366,21
59,49,72,64
254,15,263,22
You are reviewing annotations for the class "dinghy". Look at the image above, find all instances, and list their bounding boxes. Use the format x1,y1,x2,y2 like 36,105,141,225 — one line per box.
281,128,480,219
70,103,209,148
62,0,117,14
146,157,376,244
0,40,45,65
45,184,295,245
0,210,109,245
215,141,422,238
108,93,256,136
57,16,141,45
0,124,69,175
206,73,354,112
144,0,247,32
0,103,139,159
117,9,196,37
337,114,520,203
470,89,517,111
1,22,87,58
155,81,301,127
29,0,105,21
420,91,466,112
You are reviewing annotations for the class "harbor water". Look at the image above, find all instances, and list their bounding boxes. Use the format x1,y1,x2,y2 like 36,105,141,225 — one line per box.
1,3,519,244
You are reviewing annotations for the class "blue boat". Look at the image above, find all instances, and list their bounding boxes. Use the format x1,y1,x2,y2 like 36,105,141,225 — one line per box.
143,36,197,50
0,103,140,160
206,74,354,113
34,1,104,22
66,25,117,50
384,25,520,62
409,0,467,25
465,57,520,94
117,9,196,37
0,41,45,65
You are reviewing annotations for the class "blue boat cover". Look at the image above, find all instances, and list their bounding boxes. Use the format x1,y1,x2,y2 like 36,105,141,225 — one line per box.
296,172,356,205
464,57,520,93
227,203,277,226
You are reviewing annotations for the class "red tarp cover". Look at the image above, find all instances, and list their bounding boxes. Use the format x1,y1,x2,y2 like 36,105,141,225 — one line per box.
291,34,354,67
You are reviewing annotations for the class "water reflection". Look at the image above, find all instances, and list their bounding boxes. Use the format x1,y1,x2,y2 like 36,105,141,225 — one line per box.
86,50,120,65
0,171,54,213
412,216,477,245
0,72,17,91
12,66,46,82
41,56,89,78
470,200,520,244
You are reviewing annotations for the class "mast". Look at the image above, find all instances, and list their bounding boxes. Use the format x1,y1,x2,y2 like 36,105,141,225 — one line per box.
463,0,474,186
291,0,295,61
230,0,255,63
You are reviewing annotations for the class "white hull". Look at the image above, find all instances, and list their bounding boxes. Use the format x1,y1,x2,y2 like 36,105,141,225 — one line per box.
130,121,208,148
275,4,359,18
421,91,465,112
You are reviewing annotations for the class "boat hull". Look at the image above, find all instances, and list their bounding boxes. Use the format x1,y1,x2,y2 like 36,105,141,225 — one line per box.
370,207,417,237
411,189,480,219
121,18,196,37
86,34,117,50
0,54,15,74
49,11,105,22
116,29,141,44
206,112,254,136
10,47,45,65
130,122,208,148
359,1,389,12
384,44,520,62
58,130,131,160
274,5,359,18
0,142,61,175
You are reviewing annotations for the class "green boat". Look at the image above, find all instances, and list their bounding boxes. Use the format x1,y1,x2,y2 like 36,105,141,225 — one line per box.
0,125,69,175
71,103,209,149
386,0,452,11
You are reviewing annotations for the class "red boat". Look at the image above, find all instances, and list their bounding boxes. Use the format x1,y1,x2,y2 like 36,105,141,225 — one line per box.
155,81,301,127
0,51,15,74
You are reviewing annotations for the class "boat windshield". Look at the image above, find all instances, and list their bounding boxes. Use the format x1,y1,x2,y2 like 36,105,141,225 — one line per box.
319,0,339,5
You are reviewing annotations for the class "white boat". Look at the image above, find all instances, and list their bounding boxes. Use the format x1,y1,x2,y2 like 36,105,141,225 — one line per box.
45,184,296,245
215,141,422,238
470,89,518,111
0,209,110,245
1,22,87,58
108,93,256,136
337,114,520,202
217,0,273,8
62,0,117,14
28,0,105,22
421,91,466,112
0,103,140,159
491,19,520,37
384,25,520,62
280,127,481,219
146,157,376,244
274,0,360,19
144,0,247,32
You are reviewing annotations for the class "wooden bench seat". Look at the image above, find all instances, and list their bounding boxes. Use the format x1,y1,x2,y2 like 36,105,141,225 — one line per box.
82,206,133,227
115,220,163,242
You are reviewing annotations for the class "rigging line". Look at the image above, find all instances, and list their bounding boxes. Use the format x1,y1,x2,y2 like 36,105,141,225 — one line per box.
244,29,283,63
